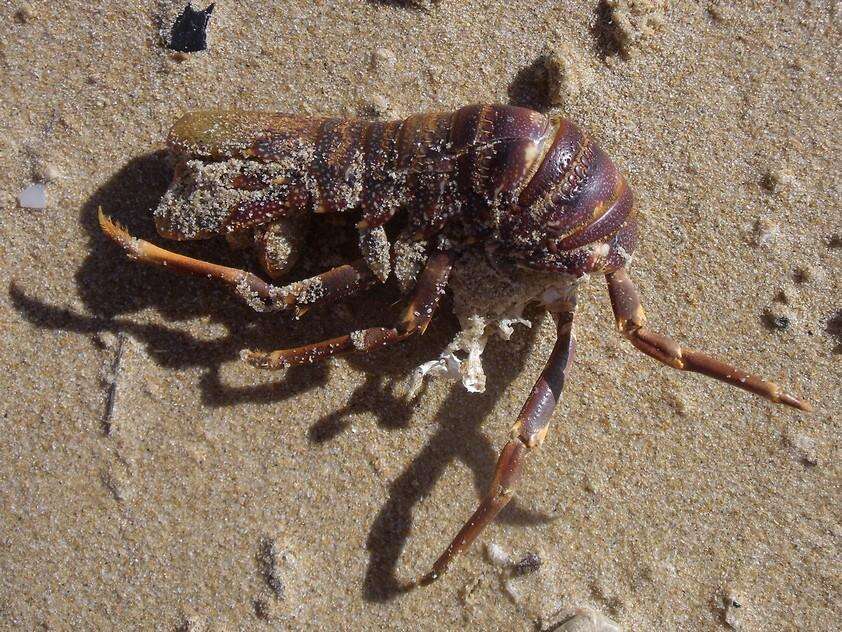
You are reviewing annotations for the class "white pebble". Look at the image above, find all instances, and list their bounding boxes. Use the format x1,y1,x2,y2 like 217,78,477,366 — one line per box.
484,541,511,567
18,183,47,209
42,165,61,182
556,609,621,631
786,432,818,465
371,47,397,72
722,590,745,629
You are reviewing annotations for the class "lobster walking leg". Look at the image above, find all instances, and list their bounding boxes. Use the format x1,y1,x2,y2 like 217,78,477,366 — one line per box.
605,268,811,411
99,209,377,313
419,309,576,586
243,252,454,369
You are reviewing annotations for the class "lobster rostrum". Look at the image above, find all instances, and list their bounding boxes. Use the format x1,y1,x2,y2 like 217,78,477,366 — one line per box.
99,104,810,586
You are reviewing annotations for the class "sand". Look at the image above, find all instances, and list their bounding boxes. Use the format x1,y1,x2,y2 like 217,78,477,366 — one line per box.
1,1,839,629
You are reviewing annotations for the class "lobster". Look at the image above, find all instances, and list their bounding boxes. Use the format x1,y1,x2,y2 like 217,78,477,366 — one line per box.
99,104,810,586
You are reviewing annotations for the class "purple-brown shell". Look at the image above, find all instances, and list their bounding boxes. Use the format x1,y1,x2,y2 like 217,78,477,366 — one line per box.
156,104,637,276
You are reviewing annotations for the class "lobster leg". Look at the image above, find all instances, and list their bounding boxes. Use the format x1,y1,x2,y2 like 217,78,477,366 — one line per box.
419,308,576,586
98,209,376,313
605,267,811,411
243,252,453,369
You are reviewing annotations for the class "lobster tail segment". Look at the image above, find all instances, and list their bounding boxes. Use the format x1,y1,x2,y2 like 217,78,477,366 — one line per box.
449,105,552,205
512,117,638,274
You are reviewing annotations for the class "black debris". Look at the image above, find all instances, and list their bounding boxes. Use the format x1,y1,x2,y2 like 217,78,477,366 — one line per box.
772,315,790,330
257,537,285,600
253,598,271,620
762,305,792,332
826,310,842,354
168,3,215,53
510,551,542,577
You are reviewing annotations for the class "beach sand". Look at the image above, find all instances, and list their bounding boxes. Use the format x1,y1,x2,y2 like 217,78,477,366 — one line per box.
1,1,839,629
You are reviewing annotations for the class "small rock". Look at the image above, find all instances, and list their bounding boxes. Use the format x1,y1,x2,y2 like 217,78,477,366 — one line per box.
762,304,793,331
534,48,567,107
41,164,61,182
600,0,667,57
761,168,796,193
721,590,745,629
29,154,60,183
363,94,391,118
485,541,511,567
554,608,622,632
15,3,35,23
371,47,397,73
509,44,593,110
750,217,781,247
785,432,818,466
18,183,47,209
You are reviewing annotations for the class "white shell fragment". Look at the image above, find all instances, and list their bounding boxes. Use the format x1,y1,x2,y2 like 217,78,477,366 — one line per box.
484,541,513,567
721,590,746,629
555,609,621,632
18,183,47,209
408,249,580,396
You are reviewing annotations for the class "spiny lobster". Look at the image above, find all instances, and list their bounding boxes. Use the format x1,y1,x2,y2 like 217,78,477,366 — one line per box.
99,104,810,586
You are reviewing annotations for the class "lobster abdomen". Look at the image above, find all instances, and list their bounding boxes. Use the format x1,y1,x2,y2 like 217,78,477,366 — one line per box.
156,104,636,274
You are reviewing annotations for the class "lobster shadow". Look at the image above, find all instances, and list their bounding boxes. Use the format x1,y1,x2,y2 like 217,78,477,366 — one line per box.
11,152,335,412
13,151,443,409
361,323,554,602
9,151,554,601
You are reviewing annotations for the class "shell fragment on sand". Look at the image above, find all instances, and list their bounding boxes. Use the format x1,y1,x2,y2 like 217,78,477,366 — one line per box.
18,183,47,209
